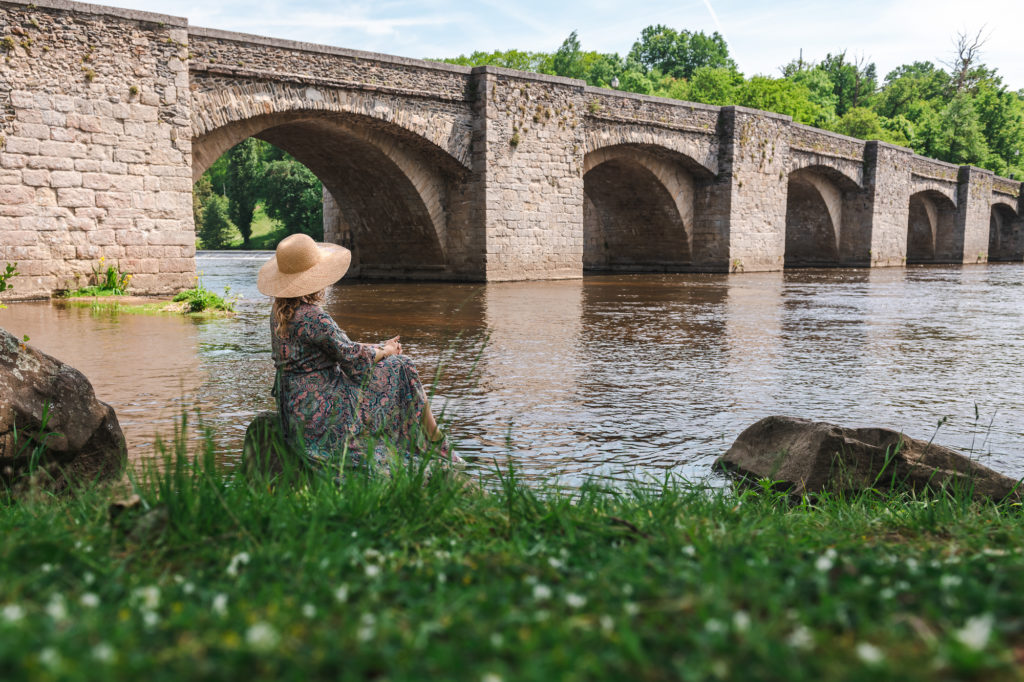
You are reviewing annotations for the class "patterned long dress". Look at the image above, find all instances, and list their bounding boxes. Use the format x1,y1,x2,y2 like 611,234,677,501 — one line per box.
271,302,429,473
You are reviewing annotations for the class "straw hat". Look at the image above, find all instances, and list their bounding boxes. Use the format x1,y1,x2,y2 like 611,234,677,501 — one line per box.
257,233,352,298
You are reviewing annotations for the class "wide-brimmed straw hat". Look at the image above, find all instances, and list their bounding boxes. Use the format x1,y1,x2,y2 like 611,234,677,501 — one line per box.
257,233,352,298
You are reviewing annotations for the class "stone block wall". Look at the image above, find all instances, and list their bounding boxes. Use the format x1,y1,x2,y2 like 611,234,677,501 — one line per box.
863,142,913,266
957,166,995,263
0,0,194,299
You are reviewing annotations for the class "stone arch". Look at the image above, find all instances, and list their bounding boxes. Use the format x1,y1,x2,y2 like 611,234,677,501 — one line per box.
582,144,711,272
906,190,958,264
784,166,862,267
788,154,863,191
989,202,1023,262
190,82,475,278
583,126,718,176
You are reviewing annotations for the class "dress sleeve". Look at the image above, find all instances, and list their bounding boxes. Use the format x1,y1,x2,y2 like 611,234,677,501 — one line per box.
309,308,376,376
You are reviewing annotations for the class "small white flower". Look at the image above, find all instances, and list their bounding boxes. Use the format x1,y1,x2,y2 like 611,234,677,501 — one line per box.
83,572,95,585
226,552,251,578
212,593,228,616
534,609,550,622
92,642,115,663
622,584,634,596
39,647,60,669
565,593,586,609
856,642,884,664
365,564,381,579
41,563,54,574
133,586,160,610
481,673,503,682
357,613,376,643
2,604,25,623
879,588,895,600
246,622,280,652
80,593,100,608
940,575,962,590
624,602,639,616
906,558,919,573
364,548,383,562
815,548,837,572
787,625,814,650
438,572,447,584
142,610,159,628
334,584,349,603
547,557,564,570
705,618,725,634
954,614,993,652
733,610,751,632
302,603,316,619
599,614,614,633
490,633,504,648
532,584,552,601
182,582,195,595
682,545,696,557
45,595,68,622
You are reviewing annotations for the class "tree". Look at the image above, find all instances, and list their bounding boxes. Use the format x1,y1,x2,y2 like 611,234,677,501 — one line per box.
686,66,742,106
225,138,263,247
819,52,877,116
199,194,234,250
737,76,823,125
832,107,909,146
261,159,324,240
628,25,737,80
192,174,213,235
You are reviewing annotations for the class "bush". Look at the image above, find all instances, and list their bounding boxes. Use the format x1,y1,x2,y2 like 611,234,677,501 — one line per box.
172,281,236,313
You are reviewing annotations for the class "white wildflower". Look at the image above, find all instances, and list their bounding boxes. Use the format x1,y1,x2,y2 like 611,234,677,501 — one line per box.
226,552,251,578
357,613,376,643
624,602,639,616
364,548,383,562
92,642,115,663
622,584,634,596
599,614,615,633
704,618,725,634
438,572,447,584
45,595,68,622
2,604,25,623
79,593,100,608
212,593,228,616
142,610,159,628
490,633,504,648
38,647,60,669
879,588,895,600
940,575,962,590
815,548,837,572
481,673,503,682
547,557,564,570
83,572,95,585
365,564,381,579
565,593,586,609
334,584,349,603
132,586,160,610
954,614,993,652
182,582,195,595
906,558,919,573
246,622,280,652
856,642,884,664
532,584,552,601
41,563,54,574
682,545,696,557
733,610,751,633
302,603,316,619
787,625,814,650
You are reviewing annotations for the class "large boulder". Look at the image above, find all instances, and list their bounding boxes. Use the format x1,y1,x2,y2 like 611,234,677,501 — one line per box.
714,416,1022,502
241,411,307,482
0,326,126,492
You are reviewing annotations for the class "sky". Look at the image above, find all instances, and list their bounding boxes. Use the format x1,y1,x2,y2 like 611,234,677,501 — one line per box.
103,0,1024,91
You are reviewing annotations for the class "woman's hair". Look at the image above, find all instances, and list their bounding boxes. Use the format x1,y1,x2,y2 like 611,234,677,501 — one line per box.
272,289,325,337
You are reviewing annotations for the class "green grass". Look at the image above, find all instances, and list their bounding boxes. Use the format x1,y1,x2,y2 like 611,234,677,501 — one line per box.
227,205,288,250
1,422,1023,681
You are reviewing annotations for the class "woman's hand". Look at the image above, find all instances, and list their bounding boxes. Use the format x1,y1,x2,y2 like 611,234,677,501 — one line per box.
379,336,402,359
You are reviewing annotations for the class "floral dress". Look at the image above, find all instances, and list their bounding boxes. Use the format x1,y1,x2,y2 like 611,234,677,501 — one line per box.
271,302,429,473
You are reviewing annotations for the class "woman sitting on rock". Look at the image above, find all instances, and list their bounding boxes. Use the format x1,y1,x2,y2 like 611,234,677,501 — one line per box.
258,233,462,474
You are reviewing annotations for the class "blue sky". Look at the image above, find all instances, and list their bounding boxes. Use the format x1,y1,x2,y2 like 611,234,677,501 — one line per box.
109,0,1024,90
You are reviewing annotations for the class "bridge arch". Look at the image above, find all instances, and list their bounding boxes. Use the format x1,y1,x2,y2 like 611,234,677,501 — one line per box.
191,80,474,278
989,202,1023,262
784,166,862,267
906,190,958,264
582,144,713,272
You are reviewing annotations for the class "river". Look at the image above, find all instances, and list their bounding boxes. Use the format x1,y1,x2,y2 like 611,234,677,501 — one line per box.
3,252,1023,484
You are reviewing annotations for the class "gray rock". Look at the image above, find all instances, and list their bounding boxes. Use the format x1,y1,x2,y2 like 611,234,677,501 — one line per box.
714,416,1022,501
0,326,125,493
241,411,306,481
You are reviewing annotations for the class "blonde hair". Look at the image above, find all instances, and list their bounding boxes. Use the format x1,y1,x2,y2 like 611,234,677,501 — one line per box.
272,289,325,337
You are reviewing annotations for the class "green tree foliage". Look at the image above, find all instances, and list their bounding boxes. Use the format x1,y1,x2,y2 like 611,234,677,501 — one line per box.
199,194,233,250
225,138,263,247
261,160,324,240
628,25,737,80
192,174,213,235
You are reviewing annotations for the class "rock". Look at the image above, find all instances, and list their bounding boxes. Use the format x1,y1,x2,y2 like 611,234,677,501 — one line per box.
714,416,1022,502
241,411,306,481
0,326,126,493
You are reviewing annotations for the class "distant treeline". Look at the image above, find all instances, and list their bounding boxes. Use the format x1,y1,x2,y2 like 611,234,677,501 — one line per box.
440,26,1024,179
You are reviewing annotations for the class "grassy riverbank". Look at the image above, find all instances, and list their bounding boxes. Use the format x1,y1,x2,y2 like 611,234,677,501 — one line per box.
2,434,1023,681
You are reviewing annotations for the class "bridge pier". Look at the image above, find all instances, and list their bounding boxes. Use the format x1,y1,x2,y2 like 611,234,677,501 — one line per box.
957,166,995,264
863,142,913,267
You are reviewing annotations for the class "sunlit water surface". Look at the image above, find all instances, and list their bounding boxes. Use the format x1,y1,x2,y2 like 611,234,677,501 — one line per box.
4,252,1023,485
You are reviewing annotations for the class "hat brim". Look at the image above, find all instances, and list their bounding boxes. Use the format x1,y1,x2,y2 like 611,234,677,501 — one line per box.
257,242,352,298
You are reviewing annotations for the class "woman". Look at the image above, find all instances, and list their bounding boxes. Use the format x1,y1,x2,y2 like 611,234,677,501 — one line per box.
257,233,461,474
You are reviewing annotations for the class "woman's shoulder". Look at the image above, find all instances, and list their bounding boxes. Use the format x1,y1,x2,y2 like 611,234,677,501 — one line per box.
295,303,338,331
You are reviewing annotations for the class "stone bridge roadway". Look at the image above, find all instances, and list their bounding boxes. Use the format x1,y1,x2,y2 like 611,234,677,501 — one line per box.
0,0,1022,297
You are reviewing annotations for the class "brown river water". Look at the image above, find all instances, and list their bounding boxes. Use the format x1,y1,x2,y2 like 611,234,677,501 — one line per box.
3,252,1024,485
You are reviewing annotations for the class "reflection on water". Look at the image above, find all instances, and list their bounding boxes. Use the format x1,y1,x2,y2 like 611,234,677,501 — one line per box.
2,252,1023,484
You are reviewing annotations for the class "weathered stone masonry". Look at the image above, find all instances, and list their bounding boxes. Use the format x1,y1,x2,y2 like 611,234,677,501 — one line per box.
1,0,1022,299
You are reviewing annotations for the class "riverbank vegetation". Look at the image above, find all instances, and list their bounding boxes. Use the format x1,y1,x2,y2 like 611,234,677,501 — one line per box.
441,27,1024,180
1,426,1023,680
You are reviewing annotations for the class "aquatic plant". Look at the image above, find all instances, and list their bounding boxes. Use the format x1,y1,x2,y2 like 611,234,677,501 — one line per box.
0,262,17,309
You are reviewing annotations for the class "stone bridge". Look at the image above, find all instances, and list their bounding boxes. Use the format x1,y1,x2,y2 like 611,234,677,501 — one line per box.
1,0,1022,298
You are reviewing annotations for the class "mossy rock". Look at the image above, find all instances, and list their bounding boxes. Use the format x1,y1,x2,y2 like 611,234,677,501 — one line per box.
241,411,308,483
